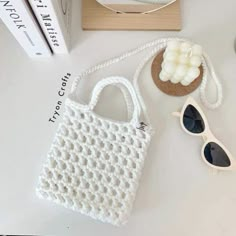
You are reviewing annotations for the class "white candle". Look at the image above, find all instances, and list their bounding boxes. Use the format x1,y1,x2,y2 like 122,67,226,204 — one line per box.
160,40,203,86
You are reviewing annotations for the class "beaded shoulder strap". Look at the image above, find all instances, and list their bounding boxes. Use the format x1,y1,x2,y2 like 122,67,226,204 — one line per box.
71,37,223,125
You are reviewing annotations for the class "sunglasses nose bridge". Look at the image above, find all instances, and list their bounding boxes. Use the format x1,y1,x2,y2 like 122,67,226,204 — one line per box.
202,130,215,143
202,134,208,142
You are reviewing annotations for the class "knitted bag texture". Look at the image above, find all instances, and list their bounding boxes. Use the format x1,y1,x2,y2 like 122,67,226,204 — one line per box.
36,76,152,226
36,37,222,226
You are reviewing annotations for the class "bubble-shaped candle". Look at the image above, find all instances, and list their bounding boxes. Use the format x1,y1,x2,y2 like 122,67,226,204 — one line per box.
159,41,203,86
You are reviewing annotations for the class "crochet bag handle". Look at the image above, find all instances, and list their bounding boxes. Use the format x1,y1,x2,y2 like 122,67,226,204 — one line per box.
111,84,133,120
88,76,141,125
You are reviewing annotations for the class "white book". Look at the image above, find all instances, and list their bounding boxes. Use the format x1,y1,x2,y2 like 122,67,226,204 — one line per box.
0,0,51,58
28,0,71,54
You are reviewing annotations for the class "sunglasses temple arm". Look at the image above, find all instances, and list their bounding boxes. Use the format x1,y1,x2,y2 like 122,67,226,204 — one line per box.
230,160,236,170
172,112,181,117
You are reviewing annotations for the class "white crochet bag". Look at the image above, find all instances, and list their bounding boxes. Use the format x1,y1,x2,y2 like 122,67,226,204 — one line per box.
37,76,152,226
37,37,223,226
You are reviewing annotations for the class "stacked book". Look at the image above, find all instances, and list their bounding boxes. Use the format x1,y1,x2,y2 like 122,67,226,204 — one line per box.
0,0,72,58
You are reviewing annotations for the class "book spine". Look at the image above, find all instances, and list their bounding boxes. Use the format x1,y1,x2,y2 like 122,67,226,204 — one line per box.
0,0,51,58
28,0,71,54
51,0,71,50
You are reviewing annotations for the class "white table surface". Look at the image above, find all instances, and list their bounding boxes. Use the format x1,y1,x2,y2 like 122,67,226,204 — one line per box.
1,0,236,235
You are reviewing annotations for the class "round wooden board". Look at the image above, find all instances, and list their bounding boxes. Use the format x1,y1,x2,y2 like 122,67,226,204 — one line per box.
151,50,203,97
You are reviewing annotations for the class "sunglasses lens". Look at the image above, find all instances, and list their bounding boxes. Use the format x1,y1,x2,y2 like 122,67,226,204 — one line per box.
204,142,231,167
183,105,205,134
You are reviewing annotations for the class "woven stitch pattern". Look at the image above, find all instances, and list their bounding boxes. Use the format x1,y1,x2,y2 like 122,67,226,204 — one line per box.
37,79,152,226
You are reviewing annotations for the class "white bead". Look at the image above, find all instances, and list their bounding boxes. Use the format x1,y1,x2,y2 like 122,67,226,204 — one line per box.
163,62,177,75
192,44,203,56
185,75,197,84
167,40,181,51
190,56,202,67
180,42,192,53
187,67,200,79
159,71,170,82
164,51,179,62
170,75,181,84
160,76,169,82
162,70,172,77
178,54,189,65
175,65,188,78
180,80,190,86
182,75,192,83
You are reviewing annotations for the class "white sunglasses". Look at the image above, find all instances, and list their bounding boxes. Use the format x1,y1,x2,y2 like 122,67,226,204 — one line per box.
173,97,235,170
